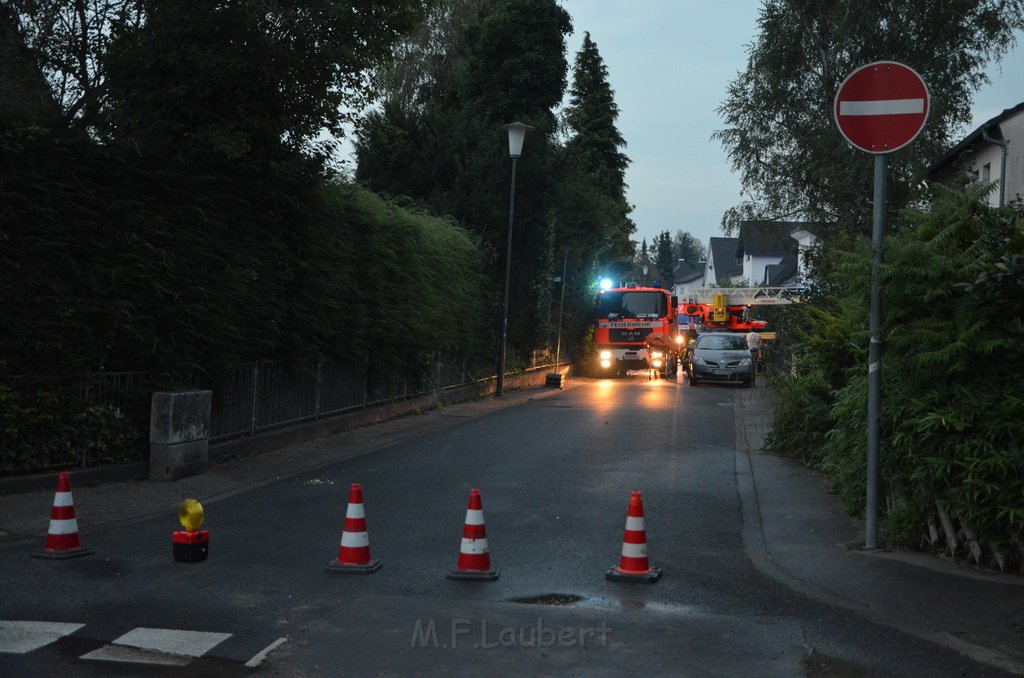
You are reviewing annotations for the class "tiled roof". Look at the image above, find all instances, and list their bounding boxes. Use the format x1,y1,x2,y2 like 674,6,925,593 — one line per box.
766,251,798,286
708,237,742,280
736,221,799,258
672,259,704,284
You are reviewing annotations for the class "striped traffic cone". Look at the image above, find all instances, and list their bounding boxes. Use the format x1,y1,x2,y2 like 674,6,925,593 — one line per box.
32,472,92,560
606,490,661,582
448,488,499,581
327,483,381,574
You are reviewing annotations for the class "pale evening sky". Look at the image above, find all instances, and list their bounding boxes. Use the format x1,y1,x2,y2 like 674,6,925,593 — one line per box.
559,0,1024,252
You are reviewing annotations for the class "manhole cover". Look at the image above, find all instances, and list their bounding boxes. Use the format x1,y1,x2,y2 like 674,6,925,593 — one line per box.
506,593,584,606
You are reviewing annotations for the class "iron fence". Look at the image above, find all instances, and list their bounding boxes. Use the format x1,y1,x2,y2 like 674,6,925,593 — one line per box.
3,352,502,472
1,371,155,473
205,354,482,442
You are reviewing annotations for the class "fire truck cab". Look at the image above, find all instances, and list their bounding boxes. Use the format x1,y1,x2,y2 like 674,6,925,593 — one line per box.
593,285,678,377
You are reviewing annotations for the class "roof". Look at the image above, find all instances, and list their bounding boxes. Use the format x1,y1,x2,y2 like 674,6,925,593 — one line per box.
930,100,1024,174
672,259,704,285
736,221,801,258
708,237,742,280
766,251,798,286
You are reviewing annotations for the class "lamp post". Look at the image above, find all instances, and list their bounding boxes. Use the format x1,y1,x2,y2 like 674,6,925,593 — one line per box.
496,121,531,397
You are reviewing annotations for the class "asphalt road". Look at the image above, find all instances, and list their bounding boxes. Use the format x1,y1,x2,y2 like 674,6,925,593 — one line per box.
0,374,1017,676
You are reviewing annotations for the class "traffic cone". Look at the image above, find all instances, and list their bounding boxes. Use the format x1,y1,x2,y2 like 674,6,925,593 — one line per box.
448,488,499,581
606,490,661,582
327,483,381,573
32,472,92,560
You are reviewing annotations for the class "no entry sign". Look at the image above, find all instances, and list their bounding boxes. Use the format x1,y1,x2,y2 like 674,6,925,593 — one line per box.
834,61,929,154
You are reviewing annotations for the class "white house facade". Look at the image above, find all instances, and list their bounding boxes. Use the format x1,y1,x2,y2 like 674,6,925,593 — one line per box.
930,101,1024,208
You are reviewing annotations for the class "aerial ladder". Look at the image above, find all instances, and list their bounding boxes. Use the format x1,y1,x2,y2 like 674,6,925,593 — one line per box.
678,287,798,332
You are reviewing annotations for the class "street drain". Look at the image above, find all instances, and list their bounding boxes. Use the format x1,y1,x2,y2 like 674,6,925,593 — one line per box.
507,593,584,606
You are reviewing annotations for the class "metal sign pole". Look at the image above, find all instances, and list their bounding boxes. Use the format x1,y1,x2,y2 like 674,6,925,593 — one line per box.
866,152,887,549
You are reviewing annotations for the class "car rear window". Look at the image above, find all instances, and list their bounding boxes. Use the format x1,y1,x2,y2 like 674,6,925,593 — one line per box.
698,335,747,350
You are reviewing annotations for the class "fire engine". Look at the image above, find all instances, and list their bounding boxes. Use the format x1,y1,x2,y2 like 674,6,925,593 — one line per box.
592,284,678,377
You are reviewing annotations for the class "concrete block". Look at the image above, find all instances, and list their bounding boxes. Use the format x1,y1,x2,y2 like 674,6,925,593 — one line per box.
150,440,209,481
150,391,212,444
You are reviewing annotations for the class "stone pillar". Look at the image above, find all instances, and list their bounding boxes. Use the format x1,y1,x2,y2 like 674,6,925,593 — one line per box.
149,391,212,481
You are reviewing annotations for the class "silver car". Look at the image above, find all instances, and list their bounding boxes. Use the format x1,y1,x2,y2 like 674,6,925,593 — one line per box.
687,332,754,387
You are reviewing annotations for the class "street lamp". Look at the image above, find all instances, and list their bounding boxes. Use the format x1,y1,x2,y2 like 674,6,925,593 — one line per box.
496,121,532,397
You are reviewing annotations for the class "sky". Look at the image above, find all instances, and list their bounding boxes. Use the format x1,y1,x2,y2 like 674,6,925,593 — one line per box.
558,0,1024,252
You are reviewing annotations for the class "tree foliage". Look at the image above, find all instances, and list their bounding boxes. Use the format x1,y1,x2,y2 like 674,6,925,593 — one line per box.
767,189,1024,571
673,230,706,266
715,0,1024,235
100,0,423,170
358,0,638,359
652,230,674,287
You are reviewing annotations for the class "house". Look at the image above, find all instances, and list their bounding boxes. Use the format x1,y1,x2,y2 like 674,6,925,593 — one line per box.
789,227,818,282
702,237,742,287
929,100,1024,208
671,258,705,300
735,221,796,285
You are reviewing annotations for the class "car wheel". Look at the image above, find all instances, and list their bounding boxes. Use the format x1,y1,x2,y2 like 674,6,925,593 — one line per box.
689,374,698,387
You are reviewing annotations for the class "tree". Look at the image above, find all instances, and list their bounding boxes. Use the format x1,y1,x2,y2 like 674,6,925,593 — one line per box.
563,32,629,203
715,0,1024,237
557,30,635,277
673,229,705,265
6,0,143,135
357,0,573,355
102,0,423,168
653,230,674,287
0,3,63,127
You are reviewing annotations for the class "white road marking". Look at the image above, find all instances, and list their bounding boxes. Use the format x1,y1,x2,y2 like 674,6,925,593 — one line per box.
0,621,85,654
80,627,231,665
245,637,288,667
81,644,191,666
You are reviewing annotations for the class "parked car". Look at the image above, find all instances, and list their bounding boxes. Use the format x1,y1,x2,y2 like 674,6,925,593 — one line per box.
687,332,754,387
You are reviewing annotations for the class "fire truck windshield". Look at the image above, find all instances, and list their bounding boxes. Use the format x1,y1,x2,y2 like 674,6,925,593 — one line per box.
596,291,667,319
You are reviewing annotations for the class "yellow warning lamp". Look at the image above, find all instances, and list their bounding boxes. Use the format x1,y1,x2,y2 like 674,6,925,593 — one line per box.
178,499,205,532
173,499,209,563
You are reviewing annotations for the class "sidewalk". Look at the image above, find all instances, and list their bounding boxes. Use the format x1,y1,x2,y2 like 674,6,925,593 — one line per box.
734,379,1024,676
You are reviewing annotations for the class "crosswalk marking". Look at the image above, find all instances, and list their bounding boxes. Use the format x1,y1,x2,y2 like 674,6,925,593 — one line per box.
0,621,85,654
245,636,289,668
80,627,232,665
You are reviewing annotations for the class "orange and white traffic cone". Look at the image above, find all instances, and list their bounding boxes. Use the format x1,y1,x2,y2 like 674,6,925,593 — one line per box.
606,490,661,582
327,483,381,574
32,472,92,560
448,488,499,581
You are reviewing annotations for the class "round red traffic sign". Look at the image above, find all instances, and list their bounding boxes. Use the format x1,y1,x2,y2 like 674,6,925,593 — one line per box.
834,61,929,154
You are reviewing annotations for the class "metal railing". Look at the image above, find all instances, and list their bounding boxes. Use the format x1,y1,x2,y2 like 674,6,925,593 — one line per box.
205,355,481,442
2,351,519,472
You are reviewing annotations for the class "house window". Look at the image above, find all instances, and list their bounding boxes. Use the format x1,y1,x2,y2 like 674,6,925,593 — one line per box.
982,163,991,183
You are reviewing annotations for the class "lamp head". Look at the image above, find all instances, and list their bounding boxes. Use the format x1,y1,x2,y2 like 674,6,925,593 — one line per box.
501,122,533,158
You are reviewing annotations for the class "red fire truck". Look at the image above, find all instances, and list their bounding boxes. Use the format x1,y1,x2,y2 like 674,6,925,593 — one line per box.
593,285,679,377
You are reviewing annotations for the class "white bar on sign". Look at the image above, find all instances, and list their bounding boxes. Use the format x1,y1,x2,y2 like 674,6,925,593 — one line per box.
839,99,924,116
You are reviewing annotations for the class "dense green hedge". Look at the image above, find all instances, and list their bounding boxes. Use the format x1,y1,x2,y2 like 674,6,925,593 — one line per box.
1,127,489,472
767,188,1024,573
